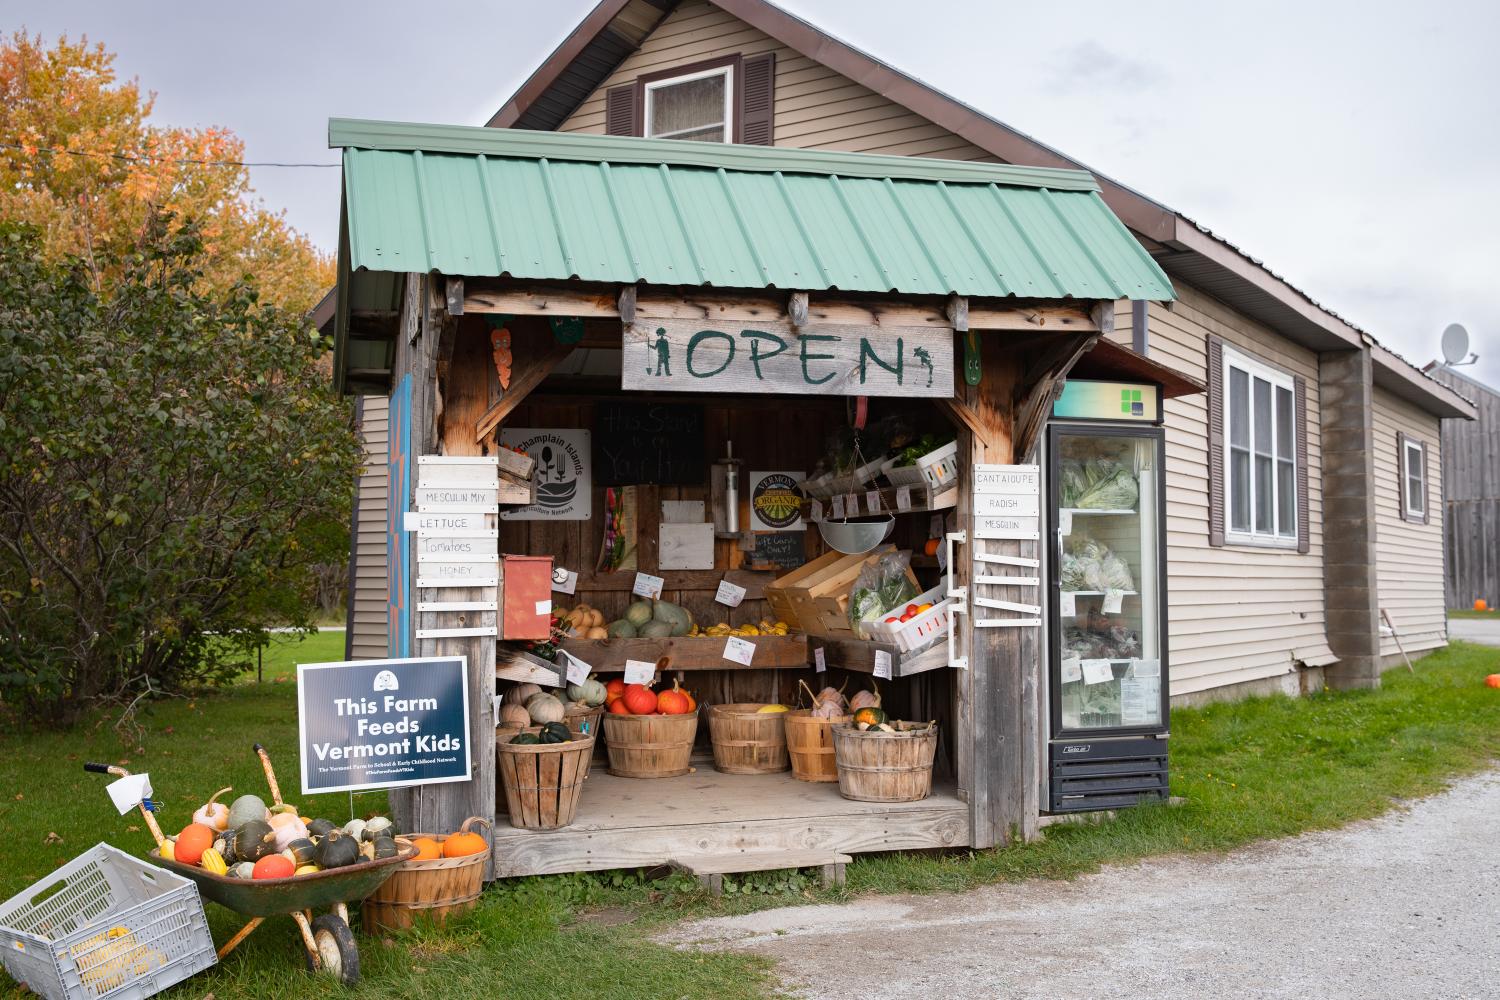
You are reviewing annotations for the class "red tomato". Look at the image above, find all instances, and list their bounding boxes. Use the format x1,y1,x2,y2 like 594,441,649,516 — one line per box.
884,616,900,624
904,604,919,617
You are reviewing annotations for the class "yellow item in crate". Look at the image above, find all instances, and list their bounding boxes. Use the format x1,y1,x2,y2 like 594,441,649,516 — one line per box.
756,704,790,714
70,926,165,995
199,848,227,875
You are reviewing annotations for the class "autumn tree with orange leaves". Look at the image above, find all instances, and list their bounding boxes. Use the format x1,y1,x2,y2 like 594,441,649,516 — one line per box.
0,31,331,312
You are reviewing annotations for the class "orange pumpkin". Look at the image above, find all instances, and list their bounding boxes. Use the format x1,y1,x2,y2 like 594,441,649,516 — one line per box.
173,823,215,867
622,683,658,715
251,855,295,880
1477,599,1490,612
656,681,691,715
607,697,631,715
1485,674,1500,689
605,678,626,704
410,837,442,861
442,817,491,858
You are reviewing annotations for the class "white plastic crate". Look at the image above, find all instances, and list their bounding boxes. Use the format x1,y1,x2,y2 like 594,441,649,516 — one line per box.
883,441,959,492
0,844,216,1000
824,457,886,495
863,584,951,653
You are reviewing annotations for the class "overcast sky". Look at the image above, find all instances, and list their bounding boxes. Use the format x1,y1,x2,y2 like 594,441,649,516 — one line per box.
12,0,1500,387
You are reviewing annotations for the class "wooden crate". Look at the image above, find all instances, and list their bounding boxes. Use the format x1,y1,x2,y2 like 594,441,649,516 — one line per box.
764,546,918,639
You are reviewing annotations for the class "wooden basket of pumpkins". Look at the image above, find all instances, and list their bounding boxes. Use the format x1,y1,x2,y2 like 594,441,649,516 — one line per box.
362,817,491,931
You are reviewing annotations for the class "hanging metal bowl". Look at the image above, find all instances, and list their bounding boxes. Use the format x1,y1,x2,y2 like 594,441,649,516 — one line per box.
817,514,895,555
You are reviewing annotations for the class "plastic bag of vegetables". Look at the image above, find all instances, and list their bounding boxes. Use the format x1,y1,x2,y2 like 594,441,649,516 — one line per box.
847,550,920,638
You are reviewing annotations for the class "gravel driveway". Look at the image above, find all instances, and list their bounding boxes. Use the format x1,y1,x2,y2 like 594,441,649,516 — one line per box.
662,772,1500,999
1449,618,1500,647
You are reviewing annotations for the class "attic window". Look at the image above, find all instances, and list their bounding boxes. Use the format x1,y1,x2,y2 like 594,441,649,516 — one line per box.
644,65,733,143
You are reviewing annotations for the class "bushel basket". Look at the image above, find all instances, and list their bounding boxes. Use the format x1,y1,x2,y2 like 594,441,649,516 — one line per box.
602,711,697,778
707,704,790,774
496,734,594,830
784,709,850,782
832,722,939,802
361,819,489,932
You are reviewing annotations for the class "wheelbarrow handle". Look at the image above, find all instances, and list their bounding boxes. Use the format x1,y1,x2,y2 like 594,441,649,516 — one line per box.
83,763,165,847
84,762,127,777
253,743,284,806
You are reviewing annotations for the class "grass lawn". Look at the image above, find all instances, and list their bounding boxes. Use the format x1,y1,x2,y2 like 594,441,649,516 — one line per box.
1,639,1498,999
1448,608,1499,620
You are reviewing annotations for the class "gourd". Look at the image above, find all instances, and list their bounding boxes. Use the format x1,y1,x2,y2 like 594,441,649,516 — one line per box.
173,824,215,867
199,849,228,876
410,837,442,861
1487,674,1500,689
233,820,277,862
227,794,270,830
442,817,490,859
852,706,887,727
230,862,256,879
564,677,606,707
191,787,233,832
372,836,399,859
159,839,176,863
287,838,319,867
252,855,295,880
607,698,631,715
499,702,532,729
315,830,360,870
510,683,543,704
526,693,566,725
270,815,309,852
583,626,609,639
606,619,638,638
655,681,692,716
510,732,541,745
538,721,571,744
624,601,654,628
605,678,626,703
344,818,367,842
363,816,394,841
294,865,320,876
622,684,658,715
849,687,881,712
306,818,338,839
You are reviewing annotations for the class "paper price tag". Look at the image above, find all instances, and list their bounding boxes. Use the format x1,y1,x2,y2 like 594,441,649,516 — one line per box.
865,490,882,514
1059,509,1073,537
1082,659,1113,685
896,486,913,512
535,599,552,616
623,659,656,685
632,572,665,599
937,540,948,571
106,773,153,816
873,649,893,680
1102,589,1124,615
810,500,824,523
1130,658,1161,679
1061,657,1083,683
814,646,826,673
830,495,845,520
1059,591,1077,618
551,567,578,595
561,651,591,686
723,636,756,666
715,579,747,607
493,694,503,727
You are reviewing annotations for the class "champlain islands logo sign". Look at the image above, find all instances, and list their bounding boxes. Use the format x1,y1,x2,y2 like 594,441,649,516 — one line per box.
750,471,806,532
499,428,592,521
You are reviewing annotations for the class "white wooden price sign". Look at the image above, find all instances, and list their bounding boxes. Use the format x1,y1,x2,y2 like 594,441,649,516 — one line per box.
970,464,1043,630
417,562,499,588
404,511,496,537
415,487,499,513
416,536,496,561
416,455,499,488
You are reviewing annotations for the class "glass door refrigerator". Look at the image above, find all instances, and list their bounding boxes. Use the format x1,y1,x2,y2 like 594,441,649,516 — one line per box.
1044,380,1170,813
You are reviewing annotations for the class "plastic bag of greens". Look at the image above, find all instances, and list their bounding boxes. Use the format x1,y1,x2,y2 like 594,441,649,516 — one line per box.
847,550,919,638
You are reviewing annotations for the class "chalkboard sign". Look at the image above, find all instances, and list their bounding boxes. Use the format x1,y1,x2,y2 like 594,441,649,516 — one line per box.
594,402,705,485
749,532,805,571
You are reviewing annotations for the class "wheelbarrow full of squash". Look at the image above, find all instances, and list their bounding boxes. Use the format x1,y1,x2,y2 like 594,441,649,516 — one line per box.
85,744,414,985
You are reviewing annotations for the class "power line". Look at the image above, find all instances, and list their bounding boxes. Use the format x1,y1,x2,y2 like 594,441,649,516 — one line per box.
0,141,339,168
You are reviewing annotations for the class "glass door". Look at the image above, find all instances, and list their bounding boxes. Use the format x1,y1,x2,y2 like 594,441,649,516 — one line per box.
1050,424,1167,735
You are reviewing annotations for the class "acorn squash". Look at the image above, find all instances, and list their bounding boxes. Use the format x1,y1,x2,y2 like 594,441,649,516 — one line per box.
538,721,572,744
510,732,542,745
306,818,338,839
315,829,360,870
852,706,887,727
287,838,318,867
233,820,276,862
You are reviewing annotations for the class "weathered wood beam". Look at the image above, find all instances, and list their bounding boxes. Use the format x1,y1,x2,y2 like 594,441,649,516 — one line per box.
474,321,575,443
445,277,465,316
968,303,1096,333
465,281,621,318
946,294,969,333
936,397,993,450
618,285,637,325
788,291,809,329
1012,332,1100,461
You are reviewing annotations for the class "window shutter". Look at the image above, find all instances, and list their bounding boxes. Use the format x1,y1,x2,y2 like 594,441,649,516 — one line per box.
739,52,775,145
1396,430,1408,521
1420,439,1430,525
1206,336,1225,547
1295,375,1309,554
606,84,638,137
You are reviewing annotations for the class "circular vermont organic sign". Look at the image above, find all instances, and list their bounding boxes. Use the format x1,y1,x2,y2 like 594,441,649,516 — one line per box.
751,472,805,531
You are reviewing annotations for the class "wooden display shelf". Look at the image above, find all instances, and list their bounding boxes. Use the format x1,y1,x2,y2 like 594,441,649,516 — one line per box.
800,484,956,520
806,635,952,678
557,634,808,671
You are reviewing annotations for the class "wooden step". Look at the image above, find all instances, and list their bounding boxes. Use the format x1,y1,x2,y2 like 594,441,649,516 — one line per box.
670,849,852,896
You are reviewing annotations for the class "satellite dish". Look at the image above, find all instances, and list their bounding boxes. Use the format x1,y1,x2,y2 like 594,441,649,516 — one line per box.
1441,323,1474,366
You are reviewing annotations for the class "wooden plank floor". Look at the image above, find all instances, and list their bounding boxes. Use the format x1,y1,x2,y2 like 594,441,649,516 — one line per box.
490,769,970,877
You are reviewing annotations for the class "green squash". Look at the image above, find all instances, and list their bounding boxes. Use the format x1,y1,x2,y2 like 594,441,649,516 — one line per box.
510,732,541,745
362,816,394,842
538,721,572,744
315,829,360,870
287,838,318,867
233,820,276,862
606,619,637,638
372,836,399,859
305,818,338,839
226,794,268,830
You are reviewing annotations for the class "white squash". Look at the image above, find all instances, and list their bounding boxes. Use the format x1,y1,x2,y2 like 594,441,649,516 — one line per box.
526,693,566,725
499,702,531,729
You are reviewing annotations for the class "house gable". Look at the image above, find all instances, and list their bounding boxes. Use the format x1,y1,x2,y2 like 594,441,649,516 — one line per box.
557,0,998,162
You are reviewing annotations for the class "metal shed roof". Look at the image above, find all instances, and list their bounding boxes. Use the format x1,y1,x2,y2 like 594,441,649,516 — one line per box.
330,119,1174,303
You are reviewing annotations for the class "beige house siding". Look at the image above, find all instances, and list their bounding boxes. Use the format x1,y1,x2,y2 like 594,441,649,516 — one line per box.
559,0,998,161
1113,286,1329,697
1372,386,1447,658
351,395,390,660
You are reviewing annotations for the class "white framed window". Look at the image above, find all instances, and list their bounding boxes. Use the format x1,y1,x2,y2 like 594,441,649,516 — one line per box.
643,65,734,143
1223,346,1298,547
1402,437,1426,520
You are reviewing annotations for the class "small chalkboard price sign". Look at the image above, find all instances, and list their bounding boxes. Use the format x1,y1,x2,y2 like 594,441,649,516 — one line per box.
594,401,705,485
748,533,805,571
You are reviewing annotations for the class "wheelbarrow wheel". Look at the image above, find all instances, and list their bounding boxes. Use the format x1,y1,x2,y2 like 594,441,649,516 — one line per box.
303,913,360,985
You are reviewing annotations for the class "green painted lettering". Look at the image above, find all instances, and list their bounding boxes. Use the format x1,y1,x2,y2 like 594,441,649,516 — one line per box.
741,329,789,380
799,333,838,385
858,337,904,385
686,329,735,378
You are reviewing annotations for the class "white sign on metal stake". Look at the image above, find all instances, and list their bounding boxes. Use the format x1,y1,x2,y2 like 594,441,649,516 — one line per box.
403,511,497,537
973,464,1039,494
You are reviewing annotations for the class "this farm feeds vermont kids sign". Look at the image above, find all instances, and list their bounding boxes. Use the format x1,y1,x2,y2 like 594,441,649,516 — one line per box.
622,318,954,397
298,656,471,795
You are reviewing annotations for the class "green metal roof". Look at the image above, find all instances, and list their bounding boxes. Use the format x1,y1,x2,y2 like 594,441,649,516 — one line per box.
330,119,1174,302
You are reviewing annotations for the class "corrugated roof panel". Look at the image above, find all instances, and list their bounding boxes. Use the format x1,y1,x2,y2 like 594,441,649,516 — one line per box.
334,119,1175,302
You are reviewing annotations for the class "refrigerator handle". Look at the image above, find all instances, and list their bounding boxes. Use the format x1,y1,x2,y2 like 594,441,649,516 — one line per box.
945,530,968,670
